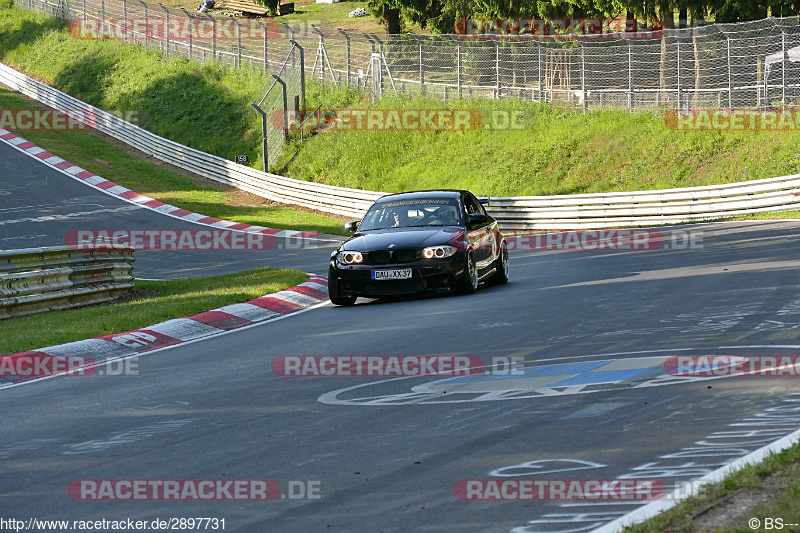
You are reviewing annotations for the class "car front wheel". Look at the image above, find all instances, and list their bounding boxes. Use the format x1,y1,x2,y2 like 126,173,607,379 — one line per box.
328,271,356,306
491,241,509,285
453,251,478,295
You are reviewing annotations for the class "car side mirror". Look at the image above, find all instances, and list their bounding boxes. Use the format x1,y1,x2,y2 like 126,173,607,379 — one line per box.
467,213,488,227
344,220,360,233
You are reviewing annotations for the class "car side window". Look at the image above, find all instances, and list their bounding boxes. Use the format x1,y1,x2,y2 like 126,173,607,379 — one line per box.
464,194,485,216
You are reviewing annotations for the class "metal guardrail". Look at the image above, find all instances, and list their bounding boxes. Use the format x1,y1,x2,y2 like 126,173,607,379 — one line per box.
2,61,800,229
481,173,800,229
0,246,135,319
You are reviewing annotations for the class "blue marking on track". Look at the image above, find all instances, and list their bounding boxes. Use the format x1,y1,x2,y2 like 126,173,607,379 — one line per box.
550,368,649,387
436,360,612,385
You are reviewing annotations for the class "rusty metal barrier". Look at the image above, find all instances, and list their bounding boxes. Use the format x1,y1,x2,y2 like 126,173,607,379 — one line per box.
0,246,135,319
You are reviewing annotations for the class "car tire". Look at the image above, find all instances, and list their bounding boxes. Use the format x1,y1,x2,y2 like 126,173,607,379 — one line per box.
453,250,478,295
328,272,356,306
491,240,509,285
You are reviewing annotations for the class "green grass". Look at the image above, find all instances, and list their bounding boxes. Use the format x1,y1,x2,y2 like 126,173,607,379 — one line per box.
287,88,800,197
628,444,800,532
0,267,308,356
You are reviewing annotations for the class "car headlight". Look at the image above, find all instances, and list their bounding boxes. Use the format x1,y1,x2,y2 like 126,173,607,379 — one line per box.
422,245,457,259
337,251,364,264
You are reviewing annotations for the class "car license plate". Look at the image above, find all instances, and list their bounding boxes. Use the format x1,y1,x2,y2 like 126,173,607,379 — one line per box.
372,269,412,280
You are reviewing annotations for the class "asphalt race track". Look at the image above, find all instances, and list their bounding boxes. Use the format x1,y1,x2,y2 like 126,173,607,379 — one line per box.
5,137,800,531
0,140,342,278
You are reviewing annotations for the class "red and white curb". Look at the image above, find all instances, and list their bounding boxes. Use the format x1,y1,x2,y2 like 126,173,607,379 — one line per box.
0,128,340,242
0,274,330,387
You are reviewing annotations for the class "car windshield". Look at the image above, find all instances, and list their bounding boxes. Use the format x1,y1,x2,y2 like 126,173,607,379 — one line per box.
359,198,463,231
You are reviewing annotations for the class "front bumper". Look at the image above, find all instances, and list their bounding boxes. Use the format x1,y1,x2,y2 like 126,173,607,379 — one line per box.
330,256,465,297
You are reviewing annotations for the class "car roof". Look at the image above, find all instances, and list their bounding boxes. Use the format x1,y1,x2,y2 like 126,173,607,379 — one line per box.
374,190,467,204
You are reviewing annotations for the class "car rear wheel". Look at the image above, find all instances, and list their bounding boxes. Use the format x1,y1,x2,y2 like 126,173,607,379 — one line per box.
491,241,509,285
328,271,356,306
453,251,478,295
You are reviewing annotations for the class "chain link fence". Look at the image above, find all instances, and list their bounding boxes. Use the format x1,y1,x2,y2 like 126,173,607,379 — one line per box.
252,42,303,170
300,19,800,110
12,0,800,111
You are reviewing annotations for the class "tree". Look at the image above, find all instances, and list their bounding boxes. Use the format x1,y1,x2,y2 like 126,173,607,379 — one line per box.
367,0,403,33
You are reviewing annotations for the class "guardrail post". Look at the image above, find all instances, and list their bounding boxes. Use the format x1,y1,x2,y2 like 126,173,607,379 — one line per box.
180,8,192,60
409,34,424,96
251,103,268,172
158,3,169,58
101,0,105,29
782,31,786,108
136,0,148,46
236,19,242,69
726,35,732,109
581,43,587,113
419,39,425,95
310,24,324,81
336,29,351,85
211,15,216,60
457,41,462,99
628,41,633,111
280,21,294,41
291,40,305,108
537,42,542,102
364,34,377,97
280,23,295,69
495,40,501,98
82,0,86,24
370,34,395,94
255,21,268,71
677,41,681,110
273,75,289,141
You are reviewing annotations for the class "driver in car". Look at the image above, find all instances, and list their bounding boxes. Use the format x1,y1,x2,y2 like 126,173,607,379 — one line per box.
439,208,458,226
392,210,407,227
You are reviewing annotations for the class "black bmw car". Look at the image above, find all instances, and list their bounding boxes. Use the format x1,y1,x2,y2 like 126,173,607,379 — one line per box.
328,190,509,306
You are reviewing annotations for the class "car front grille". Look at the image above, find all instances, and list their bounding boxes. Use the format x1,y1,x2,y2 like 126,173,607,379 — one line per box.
366,249,418,265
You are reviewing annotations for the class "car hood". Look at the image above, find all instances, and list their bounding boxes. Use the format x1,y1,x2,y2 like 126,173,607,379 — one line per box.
341,227,460,251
